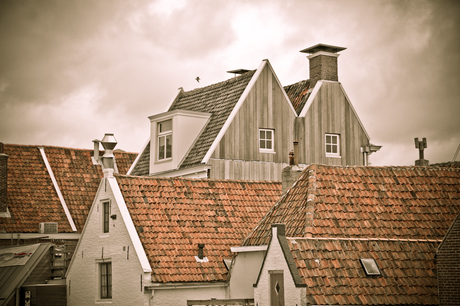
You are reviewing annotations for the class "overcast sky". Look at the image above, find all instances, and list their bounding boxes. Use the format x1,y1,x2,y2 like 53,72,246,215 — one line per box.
1,0,459,166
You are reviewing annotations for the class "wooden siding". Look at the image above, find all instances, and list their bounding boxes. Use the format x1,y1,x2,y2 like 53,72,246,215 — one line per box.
303,82,369,166
211,64,296,165
209,159,287,181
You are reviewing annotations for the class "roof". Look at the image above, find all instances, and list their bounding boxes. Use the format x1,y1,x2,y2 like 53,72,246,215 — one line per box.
284,80,311,115
243,164,460,246
0,243,52,305
288,237,438,305
115,175,281,283
130,71,256,176
1,144,137,233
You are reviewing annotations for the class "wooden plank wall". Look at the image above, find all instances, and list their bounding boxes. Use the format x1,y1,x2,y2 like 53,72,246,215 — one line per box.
209,159,288,181
211,64,297,165
303,82,369,166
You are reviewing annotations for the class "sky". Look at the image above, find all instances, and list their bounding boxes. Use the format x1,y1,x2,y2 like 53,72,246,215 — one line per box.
1,0,459,166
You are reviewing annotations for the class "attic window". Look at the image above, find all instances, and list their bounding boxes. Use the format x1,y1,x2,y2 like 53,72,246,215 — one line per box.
360,258,381,276
158,120,172,160
260,129,274,152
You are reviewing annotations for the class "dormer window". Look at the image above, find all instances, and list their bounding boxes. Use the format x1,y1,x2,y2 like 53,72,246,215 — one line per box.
325,134,340,157
158,120,172,160
260,129,274,153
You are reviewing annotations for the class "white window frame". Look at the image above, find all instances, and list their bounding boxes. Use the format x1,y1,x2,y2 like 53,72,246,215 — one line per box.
259,128,275,153
325,133,340,157
157,119,172,161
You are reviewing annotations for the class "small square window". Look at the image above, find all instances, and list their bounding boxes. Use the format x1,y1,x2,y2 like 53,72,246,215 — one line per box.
325,134,340,157
260,129,274,152
360,258,381,276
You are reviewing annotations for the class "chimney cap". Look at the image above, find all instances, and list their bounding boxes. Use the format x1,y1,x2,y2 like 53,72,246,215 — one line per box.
300,43,346,55
227,69,251,75
101,133,117,151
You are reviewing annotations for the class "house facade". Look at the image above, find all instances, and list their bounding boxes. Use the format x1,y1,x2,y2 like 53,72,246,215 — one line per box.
129,44,380,181
65,158,281,305
233,163,460,305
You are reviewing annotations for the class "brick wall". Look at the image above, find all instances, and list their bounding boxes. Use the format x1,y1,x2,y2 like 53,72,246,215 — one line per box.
438,214,460,306
309,54,338,88
0,148,8,213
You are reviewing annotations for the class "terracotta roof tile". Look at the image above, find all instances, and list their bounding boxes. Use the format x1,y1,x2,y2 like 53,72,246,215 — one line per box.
244,164,460,246
288,237,439,305
1,144,137,233
116,175,281,283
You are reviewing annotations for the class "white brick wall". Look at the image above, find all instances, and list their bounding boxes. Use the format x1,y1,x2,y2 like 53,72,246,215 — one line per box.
67,177,150,306
253,226,305,306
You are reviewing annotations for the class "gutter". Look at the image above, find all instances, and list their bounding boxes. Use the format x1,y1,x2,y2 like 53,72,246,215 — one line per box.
38,147,77,232
145,282,228,291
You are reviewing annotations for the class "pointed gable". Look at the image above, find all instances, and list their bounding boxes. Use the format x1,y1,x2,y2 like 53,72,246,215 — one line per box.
116,175,280,283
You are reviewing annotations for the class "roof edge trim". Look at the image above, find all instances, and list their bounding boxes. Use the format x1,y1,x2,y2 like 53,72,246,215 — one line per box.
126,138,150,175
38,147,77,232
201,60,267,164
338,83,370,140
264,60,298,116
109,177,152,273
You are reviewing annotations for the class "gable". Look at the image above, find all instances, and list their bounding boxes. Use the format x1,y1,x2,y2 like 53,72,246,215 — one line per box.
210,61,298,165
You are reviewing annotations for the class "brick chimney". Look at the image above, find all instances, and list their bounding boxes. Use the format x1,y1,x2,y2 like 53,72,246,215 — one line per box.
300,43,346,89
0,143,8,213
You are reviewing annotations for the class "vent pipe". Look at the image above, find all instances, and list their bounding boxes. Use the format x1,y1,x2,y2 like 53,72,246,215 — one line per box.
293,140,299,166
101,134,117,173
198,244,205,260
92,139,101,162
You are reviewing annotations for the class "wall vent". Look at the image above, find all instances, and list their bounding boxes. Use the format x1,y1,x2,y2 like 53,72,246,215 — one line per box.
39,222,58,234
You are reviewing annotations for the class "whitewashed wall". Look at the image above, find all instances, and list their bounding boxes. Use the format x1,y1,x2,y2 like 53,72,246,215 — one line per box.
253,227,305,306
66,177,150,306
228,250,265,299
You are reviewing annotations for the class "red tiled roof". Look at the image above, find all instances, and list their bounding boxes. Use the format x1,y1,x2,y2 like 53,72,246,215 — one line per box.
288,237,439,305
116,175,281,283
244,164,460,246
1,144,137,233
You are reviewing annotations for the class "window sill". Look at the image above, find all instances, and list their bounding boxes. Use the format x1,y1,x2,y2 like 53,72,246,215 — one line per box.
326,155,341,158
155,158,172,164
260,150,276,154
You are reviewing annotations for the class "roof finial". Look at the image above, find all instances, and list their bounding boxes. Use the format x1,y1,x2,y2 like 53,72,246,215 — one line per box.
415,137,429,166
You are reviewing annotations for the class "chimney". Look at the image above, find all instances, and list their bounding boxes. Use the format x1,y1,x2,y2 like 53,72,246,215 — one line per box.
282,141,307,193
92,139,101,162
415,137,429,166
0,143,8,213
198,244,205,260
300,43,346,89
101,134,117,175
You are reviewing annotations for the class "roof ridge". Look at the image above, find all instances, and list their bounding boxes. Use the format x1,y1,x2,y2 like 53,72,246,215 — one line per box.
4,143,137,154
287,236,442,243
181,70,255,95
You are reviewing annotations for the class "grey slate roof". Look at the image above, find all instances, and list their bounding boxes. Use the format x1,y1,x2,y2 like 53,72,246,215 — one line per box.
130,70,256,175
170,70,256,169
284,79,310,115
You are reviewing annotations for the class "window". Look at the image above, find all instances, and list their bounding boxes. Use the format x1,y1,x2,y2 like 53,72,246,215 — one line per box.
103,201,110,233
360,258,381,276
260,129,274,152
325,134,340,157
158,120,172,160
100,262,112,299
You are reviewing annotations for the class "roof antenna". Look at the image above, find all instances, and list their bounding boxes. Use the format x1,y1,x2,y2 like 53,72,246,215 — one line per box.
453,144,460,162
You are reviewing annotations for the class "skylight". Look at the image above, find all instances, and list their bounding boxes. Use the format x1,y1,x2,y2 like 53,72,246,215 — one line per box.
360,258,381,276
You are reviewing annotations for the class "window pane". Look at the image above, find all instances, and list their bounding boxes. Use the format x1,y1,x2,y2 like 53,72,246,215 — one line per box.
260,130,265,140
332,145,337,153
326,145,331,153
266,141,272,149
166,135,172,159
326,135,331,143
158,136,165,160
331,136,337,144
260,140,265,149
159,119,172,133
266,131,272,140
